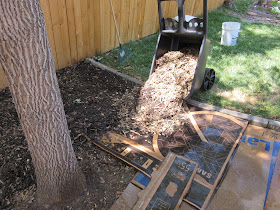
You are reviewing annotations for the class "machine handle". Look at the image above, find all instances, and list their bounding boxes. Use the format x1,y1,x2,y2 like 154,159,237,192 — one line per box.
158,0,186,33
158,0,208,37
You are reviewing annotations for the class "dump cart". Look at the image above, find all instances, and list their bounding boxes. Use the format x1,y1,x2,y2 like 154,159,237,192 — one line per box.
150,0,215,98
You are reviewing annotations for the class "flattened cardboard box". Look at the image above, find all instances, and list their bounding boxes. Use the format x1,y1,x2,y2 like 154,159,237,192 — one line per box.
93,132,163,177
97,107,248,209
265,154,280,209
129,110,247,209
133,153,198,210
178,125,280,210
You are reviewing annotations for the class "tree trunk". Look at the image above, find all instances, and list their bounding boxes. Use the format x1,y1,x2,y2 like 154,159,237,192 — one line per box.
0,0,86,204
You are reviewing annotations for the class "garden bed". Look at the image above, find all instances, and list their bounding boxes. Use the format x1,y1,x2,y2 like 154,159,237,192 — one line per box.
0,62,139,209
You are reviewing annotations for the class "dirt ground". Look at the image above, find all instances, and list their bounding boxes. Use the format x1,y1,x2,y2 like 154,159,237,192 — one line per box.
223,3,280,25
0,62,140,209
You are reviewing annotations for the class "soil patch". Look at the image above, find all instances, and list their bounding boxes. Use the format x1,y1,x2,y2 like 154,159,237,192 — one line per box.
222,7,280,25
0,62,139,209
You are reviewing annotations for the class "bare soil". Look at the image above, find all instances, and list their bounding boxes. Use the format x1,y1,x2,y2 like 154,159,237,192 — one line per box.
222,5,280,25
0,62,139,209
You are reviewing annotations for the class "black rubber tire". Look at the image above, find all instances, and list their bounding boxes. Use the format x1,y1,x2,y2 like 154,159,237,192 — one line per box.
202,68,215,91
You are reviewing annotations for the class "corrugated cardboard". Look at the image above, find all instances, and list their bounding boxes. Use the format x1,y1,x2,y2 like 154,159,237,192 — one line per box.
207,125,280,209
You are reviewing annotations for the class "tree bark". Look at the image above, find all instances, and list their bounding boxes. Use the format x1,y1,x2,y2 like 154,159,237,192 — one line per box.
0,0,86,204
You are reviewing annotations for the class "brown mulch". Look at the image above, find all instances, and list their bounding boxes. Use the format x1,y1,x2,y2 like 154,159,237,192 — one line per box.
0,62,139,209
134,48,199,135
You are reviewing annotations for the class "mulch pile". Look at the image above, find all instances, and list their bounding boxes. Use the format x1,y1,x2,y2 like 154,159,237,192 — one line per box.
134,48,199,134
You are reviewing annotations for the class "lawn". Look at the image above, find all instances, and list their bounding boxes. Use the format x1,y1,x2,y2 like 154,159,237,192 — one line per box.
99,7,280,121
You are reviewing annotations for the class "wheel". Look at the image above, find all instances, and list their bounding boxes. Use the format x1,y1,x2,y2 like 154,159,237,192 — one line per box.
202,68,215,91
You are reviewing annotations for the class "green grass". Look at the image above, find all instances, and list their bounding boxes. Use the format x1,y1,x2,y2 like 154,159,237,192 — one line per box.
100,10,280,121
224,0,254,13
270,0,280,7
99,34,158,81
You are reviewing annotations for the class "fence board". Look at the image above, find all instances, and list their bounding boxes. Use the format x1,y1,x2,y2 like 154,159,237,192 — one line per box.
66,0,78,64
39,0,58,69
0,0,224,90
58,0,72,67
103,0,111,52
88,0,96,57
112,0,120,48
93,0,101,53
81,0,90,57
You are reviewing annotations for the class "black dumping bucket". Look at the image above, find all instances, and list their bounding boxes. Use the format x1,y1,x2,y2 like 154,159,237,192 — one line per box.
150,0,214,99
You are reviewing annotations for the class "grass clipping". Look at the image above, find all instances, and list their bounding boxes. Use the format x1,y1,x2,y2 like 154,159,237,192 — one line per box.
134,48,199,134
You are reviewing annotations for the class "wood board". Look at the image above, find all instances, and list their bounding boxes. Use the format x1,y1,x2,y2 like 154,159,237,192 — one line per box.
133,153,198,210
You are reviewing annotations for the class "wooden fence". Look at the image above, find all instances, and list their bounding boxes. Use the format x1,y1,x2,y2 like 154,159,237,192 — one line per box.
0,0,224,90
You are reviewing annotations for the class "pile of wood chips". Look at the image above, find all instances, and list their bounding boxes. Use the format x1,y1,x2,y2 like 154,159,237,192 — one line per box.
133,48,199,134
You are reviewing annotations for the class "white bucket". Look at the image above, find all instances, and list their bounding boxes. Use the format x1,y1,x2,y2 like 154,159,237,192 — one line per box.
221,22,241,46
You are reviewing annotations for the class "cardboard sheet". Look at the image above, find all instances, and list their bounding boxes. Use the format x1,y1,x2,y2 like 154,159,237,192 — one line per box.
93,132,162,177
97,109,247,209
108,123,280,210
206,125,280,210
133,153,198,210
265,154,280,209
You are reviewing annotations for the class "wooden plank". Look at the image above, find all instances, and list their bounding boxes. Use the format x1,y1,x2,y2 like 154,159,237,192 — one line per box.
120,0,130,44
141,0,157,37
65,0,78,63
188,0,196,16
73,0,84,60
162,1,169,18
136,0,146,40
57,0,72,67
130,0,138,42
133,153,198,210
128,0,136,42
81,0,90,58
39,0,58,69
48,0,67,69
103,0,111,52
112,0,120,48
109,0,116,49
87,0,96,57
151,0,159,34
99,0,106,52
168,1,177,18
93,0,101,53
193,0,203,16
